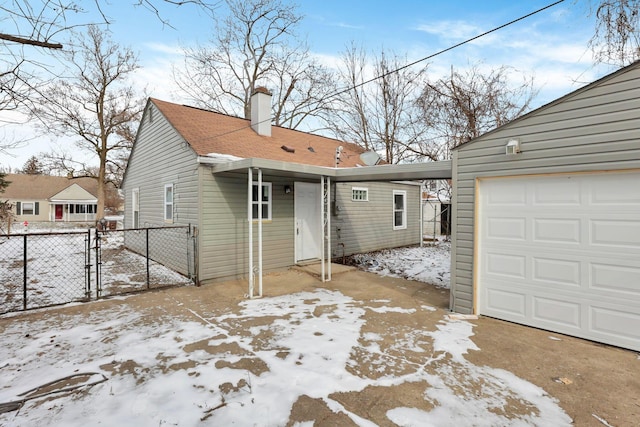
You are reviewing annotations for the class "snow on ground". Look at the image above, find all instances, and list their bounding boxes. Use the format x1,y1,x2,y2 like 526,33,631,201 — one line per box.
0,287,571,426
0,241,573,425
0,230,189,312
350,241,451,288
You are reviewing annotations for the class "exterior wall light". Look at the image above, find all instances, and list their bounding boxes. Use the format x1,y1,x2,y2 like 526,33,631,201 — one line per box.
506,139,521,155
284,185,292,194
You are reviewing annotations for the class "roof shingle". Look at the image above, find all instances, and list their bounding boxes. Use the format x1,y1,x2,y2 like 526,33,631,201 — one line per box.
151,98,370,168
2,174,98,200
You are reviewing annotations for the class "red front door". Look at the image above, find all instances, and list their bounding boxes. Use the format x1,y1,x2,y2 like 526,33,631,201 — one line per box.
55,205,63,220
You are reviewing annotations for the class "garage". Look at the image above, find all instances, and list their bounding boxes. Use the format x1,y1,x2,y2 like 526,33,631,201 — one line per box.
450,61,640,352
476,171,640,351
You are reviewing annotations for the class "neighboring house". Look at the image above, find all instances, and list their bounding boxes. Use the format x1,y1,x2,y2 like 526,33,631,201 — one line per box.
422,180,451,238
121,90,450,286
450,61,640,352
2,174,98,224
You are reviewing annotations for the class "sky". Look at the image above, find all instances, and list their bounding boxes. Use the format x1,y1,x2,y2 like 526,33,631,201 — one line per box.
0,0,617,170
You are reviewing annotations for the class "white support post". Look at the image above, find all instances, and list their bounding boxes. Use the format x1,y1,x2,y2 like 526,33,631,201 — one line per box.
320,176,332,282
248,168,253,298
433,204,437,245
257,168,263,297
327,177,331,281
419,191,424,248
320,176,325,282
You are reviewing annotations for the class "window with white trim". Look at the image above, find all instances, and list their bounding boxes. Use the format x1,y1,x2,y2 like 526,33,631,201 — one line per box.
164,184,174,222
393,190,407,230
132,188,140,228
351,187,369,201
252,182,272,220
17,201,39,215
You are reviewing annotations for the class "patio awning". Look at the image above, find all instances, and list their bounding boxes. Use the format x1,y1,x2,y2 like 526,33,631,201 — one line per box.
198,157,452,181
197,156,451,299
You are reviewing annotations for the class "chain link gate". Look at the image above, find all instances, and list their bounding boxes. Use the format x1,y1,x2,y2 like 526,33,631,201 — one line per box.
93,226,194,298
1,226,196,314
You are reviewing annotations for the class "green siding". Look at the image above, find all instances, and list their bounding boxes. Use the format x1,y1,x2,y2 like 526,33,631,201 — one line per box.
451,63,640,314
331,181,421,257
121,102,200,275
198,173,295,282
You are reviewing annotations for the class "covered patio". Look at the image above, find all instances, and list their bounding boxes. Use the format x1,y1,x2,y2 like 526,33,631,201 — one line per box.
198,156,452,298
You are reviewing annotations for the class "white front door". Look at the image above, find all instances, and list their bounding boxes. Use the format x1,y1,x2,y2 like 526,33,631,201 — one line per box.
477,171,640,351
295,182,321,262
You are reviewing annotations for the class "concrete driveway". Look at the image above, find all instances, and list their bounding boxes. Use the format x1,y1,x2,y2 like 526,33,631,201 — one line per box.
0,267,637,426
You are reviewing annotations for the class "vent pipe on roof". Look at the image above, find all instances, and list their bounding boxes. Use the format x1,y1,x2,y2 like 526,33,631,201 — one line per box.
251,87,272,137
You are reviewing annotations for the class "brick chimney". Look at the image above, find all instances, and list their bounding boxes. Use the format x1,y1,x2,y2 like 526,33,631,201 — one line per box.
250,87,272,137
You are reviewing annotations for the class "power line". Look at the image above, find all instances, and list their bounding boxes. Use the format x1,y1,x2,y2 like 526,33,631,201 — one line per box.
194,0,565,142
329,0,565,100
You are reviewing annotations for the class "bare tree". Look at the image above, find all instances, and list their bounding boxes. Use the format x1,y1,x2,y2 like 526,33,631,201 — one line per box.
174,0,335,129
32,25,145,217
21,155,45,174
0,1,215,117
0,1,216,49
588,0,640,65
324,45,428,164
416,64,537,160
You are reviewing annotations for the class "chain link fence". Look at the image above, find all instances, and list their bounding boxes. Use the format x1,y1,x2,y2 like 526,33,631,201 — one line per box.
97,226,195,297
0,226,197,315
0,231,90,313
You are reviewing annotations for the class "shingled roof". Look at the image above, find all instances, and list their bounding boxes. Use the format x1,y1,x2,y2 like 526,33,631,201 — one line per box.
150,98,370,168
2,174,98,200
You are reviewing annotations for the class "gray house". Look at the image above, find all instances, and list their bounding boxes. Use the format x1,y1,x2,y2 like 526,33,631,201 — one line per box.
121,90,450,292
450,61,640,351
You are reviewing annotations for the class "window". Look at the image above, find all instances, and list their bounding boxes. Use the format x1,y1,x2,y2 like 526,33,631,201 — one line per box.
393,190,407,230
22,202,35,215
132,188,140,228
69,204,96,214
164,184,174,222
252,182,272,220
425,180,438,192
352,187,369,201
17,201,39,216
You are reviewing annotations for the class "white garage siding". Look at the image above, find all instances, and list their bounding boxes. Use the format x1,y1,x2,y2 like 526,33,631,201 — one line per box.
477,172,640,351
451,62,640,350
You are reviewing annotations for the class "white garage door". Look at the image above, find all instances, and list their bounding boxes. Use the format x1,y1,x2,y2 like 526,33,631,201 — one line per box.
477,171,640,351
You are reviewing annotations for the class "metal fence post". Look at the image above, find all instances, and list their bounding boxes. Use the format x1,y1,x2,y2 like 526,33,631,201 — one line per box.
86,228,91,299
95,229,100,298
146,228,150,289
23,234,27,310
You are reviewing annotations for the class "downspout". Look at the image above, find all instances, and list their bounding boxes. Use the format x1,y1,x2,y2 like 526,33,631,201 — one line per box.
321,176,325,281
419,184,424,248
257,168,263,297
327,176,332,281
248,168,253,297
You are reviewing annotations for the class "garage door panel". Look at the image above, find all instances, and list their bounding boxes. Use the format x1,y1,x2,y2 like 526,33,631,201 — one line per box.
478,171,640,351
486,252,526,278
486,181,526,205
533,218,581,244
533,179,581,205
590,306,640,342
590,219,640,249
590,262,640,295
484,288,526,317
533,257,581,287
532,296,581,329
590,174,640,205
487,217,526,240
